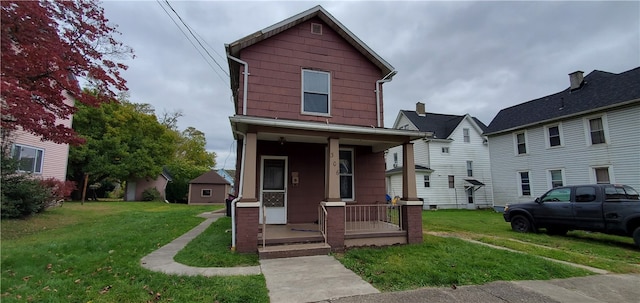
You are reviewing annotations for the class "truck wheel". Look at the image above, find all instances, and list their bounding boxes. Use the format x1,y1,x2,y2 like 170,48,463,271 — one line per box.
511,215,533,233
633,227,640,248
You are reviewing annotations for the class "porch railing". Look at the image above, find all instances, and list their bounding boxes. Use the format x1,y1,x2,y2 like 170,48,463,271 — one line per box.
345,204,402,233
318,204,328,245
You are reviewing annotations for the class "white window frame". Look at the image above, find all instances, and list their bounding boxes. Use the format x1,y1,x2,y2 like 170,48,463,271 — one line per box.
544,123,564,149
513,131,528,155
466,160,473,177
547,169,565,189
12,144,44,174
583,114,609,146
201,189,212,197
590,166,614,184
339,148,355,201
463,128,470,143
441,147,450,154
423,175,430,188
517,171,532,197
301,69,331,116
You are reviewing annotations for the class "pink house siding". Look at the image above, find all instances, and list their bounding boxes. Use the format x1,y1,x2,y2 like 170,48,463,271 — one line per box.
237,17,384,127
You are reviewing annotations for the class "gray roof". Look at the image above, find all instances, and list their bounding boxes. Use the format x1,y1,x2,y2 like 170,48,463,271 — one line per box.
401,111,488,139
485,67,640,135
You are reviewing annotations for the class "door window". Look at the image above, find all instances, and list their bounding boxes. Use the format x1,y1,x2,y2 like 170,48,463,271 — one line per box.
541,188,571,202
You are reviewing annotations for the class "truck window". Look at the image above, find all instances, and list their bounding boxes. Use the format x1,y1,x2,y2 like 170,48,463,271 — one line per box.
605,185,640,200
623,185,639,200
541,188,571,202
575,187,596,202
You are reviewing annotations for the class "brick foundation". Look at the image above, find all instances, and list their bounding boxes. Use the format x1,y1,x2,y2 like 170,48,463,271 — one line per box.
400,202,423,244
324,202,345,252
235,205,259,253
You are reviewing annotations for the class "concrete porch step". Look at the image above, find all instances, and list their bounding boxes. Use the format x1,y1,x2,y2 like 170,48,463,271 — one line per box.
258,242,331,259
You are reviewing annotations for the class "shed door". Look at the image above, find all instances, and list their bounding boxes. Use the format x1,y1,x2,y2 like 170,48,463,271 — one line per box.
260,157,287,224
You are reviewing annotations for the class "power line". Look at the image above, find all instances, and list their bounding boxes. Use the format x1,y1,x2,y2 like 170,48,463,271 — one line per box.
155,0,228,84
161,0,229,77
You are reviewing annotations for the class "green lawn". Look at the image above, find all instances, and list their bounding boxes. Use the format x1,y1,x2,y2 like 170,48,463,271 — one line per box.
1,202,268,303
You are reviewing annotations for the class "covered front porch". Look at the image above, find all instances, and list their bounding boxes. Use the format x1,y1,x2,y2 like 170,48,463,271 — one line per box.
230,116,428,255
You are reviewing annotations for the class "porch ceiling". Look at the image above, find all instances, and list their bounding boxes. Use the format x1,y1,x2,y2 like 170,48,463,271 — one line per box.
230,115,430,152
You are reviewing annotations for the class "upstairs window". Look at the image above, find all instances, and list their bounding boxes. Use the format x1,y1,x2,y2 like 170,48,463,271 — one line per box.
594,167,610,184
466,161,473,177
546,125,562,147
588,117,606,144
302,69,330,115
463,128,470,143
515,132,527,155
12,144,44,174
549,169,564,188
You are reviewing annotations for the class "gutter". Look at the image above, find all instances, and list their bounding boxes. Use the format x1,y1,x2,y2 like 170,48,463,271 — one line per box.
230,131,247,250
227,54,249,115
375,70,396,127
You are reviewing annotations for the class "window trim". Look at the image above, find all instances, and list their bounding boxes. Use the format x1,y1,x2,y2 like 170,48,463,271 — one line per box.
517,171,532,197
583,114,609,146
547,169,565,189
466,160,473,177
301,69,331,116
448,175,455,189
339,148,355,201
513,131,528,155
544,123,563,149
463,128,470,143
423,174,430,188
441,146,450,154
201,189,212,197
12,144,44,174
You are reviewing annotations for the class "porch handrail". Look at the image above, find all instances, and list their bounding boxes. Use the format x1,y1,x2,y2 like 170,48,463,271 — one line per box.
318,204,328,245
344,204,402,233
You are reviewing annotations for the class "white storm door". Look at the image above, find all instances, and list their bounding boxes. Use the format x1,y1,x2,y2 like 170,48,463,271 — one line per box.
260,156,287,224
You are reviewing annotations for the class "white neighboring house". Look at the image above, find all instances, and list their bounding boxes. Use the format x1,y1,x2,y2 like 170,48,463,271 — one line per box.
7,96,74,181
385,102,493,210
485,67,640,209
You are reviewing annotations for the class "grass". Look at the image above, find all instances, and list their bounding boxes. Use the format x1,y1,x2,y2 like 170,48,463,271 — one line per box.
423,209,640,273
336,235,592,292
1,202,268,303
174,217,260,267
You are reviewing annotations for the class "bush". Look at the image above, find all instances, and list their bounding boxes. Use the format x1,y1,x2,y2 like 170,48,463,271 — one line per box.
1,174,50,219
40,178,76,208
141,187,162,201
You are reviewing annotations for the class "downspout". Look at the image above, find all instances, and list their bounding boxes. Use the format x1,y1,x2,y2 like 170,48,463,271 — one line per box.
227,54,249,115
375,71,396,127
231,130,247,250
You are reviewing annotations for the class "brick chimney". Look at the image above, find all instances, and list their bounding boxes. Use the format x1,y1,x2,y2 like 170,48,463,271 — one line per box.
569,71,584,91
416,102,426,116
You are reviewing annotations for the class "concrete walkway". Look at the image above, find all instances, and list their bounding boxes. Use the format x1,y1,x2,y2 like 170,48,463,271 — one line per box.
141,212,640,303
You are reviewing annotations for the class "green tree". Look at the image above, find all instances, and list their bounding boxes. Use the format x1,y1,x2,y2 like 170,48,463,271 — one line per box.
68,99,176,193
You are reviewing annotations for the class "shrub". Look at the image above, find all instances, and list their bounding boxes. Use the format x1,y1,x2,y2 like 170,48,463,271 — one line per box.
1,174,50,219
40,178,76,208
141,187,162,201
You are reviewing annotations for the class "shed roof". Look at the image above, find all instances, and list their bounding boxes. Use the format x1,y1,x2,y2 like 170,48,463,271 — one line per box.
485,67,640,135
189,170,231,185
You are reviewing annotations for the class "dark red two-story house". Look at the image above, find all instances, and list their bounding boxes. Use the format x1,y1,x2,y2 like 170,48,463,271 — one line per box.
226,5,428,256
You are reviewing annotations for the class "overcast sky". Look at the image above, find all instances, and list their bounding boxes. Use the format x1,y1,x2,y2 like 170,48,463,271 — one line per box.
101,0,640,170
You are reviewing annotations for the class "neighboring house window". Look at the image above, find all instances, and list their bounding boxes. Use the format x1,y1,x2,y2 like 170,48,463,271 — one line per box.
588,117,606,144
393,152,398,167
201,189,212,197
302,69,330,115
339,149,354,200
518,171,531,196
448,175,455,188
463,128,470,143
549,169,564,188
441,147,449,154
424,175,430,187
466,161,473,177
11,144,44,174
515,132,527,155
593,167,611,184
546,124,562,147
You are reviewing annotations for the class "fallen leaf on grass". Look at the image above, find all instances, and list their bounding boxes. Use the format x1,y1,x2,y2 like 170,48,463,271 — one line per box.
22,276,31,282
46,264,52,270
99,285,112,294
74,279,81,284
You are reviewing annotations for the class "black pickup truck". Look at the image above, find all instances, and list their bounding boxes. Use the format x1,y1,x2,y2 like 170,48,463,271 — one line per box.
503,184,640,247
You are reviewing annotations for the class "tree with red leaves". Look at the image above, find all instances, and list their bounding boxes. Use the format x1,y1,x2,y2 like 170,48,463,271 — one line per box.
1,0,133,146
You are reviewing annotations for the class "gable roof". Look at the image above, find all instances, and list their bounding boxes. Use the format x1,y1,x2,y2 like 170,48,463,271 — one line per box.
485,67,640,135
225,5,396,97
189,170,231,185
400,111,488,139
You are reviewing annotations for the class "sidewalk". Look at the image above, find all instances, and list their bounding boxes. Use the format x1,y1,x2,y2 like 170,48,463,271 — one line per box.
141,211,640,303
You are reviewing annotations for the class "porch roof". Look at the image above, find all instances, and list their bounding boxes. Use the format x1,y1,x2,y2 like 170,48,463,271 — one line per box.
230,115,429,152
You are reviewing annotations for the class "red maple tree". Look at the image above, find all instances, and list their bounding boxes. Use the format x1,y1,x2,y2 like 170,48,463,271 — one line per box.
1,0,133,145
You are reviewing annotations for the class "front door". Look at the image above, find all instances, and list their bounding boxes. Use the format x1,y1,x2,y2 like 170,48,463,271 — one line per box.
260,156,287,224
